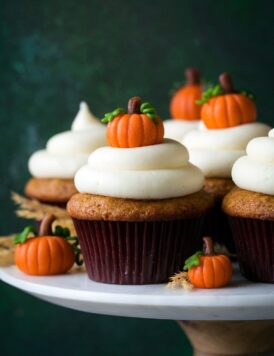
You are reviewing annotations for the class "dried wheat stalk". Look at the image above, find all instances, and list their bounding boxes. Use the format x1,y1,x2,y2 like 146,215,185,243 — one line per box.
11,192,68,220
11,192,76,235
0,235,15,266
167,271,193,290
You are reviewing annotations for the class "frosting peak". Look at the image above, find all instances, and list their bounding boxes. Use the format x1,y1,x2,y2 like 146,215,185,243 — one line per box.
28,102,106,179
71,101,101,131
75,139,204,199
232,130,274,195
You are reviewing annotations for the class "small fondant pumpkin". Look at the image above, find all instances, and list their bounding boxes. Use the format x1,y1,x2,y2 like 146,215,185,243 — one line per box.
102,96,164,148
14,214,82,276
200,73,257,129
170,68,202,120
184,237,232,288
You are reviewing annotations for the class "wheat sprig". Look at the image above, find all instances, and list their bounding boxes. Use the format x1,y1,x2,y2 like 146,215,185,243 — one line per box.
11,192,68,219
167,271,193,290
11,192,76,235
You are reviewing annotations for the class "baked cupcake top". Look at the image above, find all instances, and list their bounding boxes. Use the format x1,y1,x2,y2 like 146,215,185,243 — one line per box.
28,102,106,179
232,129,274,195
183,73,271,178
74,96,204,200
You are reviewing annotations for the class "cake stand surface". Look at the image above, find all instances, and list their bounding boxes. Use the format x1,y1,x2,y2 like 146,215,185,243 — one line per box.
2,265,274,355
1,264,274,320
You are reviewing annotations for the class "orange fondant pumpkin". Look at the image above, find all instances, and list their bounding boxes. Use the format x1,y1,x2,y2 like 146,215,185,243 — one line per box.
103,96,164,148
201,73,257,129
170,68,202,120
184,237,232,289
15,214,76,276
16,236,75,276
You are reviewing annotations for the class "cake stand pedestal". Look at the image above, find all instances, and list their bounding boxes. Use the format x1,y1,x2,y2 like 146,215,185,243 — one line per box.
1,265,274,356
178,320,274,355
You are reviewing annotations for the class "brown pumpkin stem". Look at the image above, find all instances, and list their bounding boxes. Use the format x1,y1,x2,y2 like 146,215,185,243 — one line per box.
185,68,200,85
219,72,234,93
203,237,215,256
39,213,56,236
128,96,141,114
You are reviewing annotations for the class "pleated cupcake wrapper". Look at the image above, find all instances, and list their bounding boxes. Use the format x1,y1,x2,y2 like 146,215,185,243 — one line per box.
73,218,203,285
203,199,235,253
229,217,274,283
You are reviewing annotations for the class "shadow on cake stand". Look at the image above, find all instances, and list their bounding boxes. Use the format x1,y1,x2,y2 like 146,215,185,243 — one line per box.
1,265,274,356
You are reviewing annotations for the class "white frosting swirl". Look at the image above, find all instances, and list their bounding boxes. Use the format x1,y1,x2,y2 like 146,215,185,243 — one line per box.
28,102,107,178
183,122,271,178
232,130,274,195
164,119,200,142
75,139,204,199
71,102,100,131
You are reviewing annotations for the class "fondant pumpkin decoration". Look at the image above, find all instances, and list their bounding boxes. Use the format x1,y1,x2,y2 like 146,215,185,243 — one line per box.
14,214,82,276
170,68,202,120
102,96,164,148
199,72,257,129
184,237,232,288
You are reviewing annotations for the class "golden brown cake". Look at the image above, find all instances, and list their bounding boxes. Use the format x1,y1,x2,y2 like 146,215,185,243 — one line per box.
67,191,213,222
223,188,274,220
204,178,235,201
25,178,77,204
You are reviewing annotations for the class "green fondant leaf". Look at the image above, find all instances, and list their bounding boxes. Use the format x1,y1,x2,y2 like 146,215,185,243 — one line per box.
196,85,223,105
101,108,125,123
53,226,83,266
183,251,202,271
140,102,153,111
197,84,256,105
65,235,83,266
53,225,70,237
140,102,159,124
13,226,37,245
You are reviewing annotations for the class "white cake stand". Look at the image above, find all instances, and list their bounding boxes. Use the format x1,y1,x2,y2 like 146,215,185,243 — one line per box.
1,265,274,355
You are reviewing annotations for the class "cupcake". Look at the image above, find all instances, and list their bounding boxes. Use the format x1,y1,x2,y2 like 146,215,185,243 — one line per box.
164,68,202,142
223,129,274,282
67,96,213,285
25,102,106,206
183,73,271,252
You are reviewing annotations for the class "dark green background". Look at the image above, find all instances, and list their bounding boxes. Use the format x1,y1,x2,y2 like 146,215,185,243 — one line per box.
1,1,273,355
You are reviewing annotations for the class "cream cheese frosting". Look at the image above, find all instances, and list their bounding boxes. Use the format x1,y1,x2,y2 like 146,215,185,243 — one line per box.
232,129,274,195
75,139,204,199
164,119,200,142
28,102,107,179
182,122,271,178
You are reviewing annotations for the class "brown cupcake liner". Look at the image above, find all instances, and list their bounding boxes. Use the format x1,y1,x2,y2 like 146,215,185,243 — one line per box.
203,199,235,253
229,216,274,283
73,217,204,285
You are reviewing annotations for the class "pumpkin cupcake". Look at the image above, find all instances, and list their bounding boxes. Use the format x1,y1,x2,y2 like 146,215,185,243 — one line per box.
164,68,202,142
183,73,271,252
223,129,274,282
25,102,106,206
67,96,213,285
